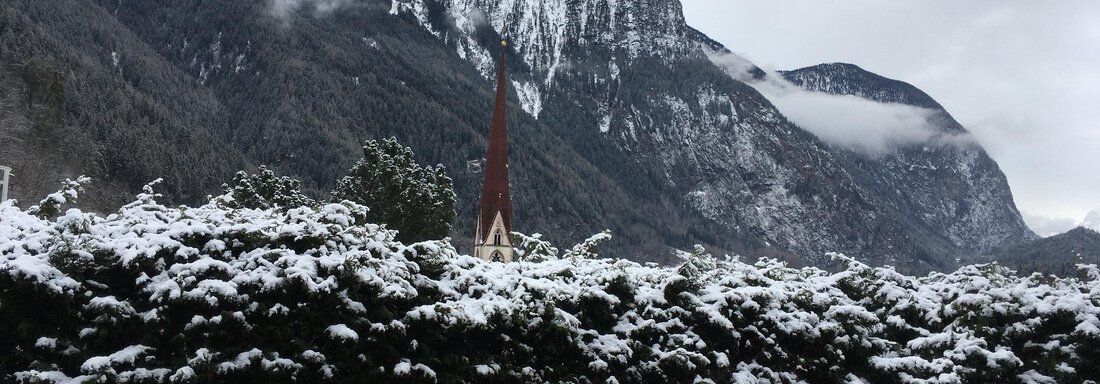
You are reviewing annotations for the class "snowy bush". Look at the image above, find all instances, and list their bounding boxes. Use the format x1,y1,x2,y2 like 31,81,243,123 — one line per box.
562,230,612,260
218,166,315,211
2,183,1099,383
511,232,558,262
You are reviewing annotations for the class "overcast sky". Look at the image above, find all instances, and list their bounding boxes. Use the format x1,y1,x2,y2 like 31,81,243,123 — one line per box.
681,0,1100,233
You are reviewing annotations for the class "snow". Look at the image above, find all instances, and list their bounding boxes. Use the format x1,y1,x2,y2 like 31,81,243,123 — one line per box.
513,80,543,118
326,324,359,342
169,367,194,382
217,349,263,373
35,337,58,350
391,0,691,86
394,359,436,378
598,114,611,133
81,345,152,373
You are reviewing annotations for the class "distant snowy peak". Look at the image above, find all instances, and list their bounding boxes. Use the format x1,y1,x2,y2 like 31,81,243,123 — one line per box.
1083,209,1100,232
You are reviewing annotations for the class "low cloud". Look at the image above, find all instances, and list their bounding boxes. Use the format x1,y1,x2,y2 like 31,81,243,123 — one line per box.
467,9,490,29
707,51,973,156
704,49,761,82
270,0,354,19
1022,211,1082,237
758,81,966,155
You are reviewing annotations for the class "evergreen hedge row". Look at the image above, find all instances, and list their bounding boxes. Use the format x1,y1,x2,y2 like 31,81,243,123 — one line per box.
1,182,1098,383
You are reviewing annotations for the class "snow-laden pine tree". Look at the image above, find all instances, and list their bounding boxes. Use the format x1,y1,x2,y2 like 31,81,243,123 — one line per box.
27,176,90,219
331,138,456,243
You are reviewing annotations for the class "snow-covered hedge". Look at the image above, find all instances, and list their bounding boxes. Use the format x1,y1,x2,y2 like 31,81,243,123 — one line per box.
2,183,1099,383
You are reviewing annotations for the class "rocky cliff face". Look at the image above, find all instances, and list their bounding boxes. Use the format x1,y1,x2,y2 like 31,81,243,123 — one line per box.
391,0,1036,271
780,63,1037,255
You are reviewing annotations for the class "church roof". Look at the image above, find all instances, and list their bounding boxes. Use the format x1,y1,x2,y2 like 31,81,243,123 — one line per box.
477,42,513,243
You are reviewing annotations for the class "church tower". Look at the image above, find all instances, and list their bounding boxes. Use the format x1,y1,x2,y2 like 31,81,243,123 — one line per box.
474,41,514,263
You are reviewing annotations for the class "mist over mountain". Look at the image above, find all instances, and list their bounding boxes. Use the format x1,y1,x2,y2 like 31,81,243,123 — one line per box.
1083,210,1100,232
0,0,1042,273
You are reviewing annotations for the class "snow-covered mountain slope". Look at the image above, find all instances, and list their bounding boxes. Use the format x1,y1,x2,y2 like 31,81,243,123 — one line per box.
390,0,1036,271
44,0,741,263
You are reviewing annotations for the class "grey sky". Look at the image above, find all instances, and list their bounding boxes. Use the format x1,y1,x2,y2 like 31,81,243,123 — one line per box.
681,0,1100,227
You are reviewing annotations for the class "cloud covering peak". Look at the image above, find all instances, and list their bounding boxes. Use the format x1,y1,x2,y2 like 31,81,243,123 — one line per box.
706,51,970,156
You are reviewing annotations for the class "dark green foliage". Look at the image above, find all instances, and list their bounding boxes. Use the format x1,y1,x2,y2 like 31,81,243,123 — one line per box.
332,138,456,243
220,166,315,210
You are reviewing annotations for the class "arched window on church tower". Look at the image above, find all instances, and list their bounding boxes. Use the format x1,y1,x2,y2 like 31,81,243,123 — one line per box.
494,230,502,245
491,251,503,262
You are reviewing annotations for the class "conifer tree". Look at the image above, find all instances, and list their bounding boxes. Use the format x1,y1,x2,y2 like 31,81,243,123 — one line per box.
27,176,90,219
331,138,456,243
219,166,314,210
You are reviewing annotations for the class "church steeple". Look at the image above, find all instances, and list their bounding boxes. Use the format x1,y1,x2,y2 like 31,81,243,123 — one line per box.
474,40,515,262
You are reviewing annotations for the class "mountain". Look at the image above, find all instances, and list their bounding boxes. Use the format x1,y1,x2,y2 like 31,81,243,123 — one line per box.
0,0,1036,272
390,0,1035,271
1,0,751,264
777,63,1037,258
0,1,247,209
984,227,1100,276
1083,209,1100,232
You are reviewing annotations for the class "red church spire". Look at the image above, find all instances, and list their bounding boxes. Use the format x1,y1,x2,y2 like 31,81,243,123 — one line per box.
474,40,514,261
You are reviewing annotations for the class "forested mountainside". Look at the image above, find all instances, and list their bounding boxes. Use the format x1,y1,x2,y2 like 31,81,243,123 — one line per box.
981,227,1100,276
2,0,752,264
1,0,1036,271
0,1,246,209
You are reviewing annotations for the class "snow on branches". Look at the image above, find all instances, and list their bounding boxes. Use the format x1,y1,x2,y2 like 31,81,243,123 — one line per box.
1,183,1099,383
